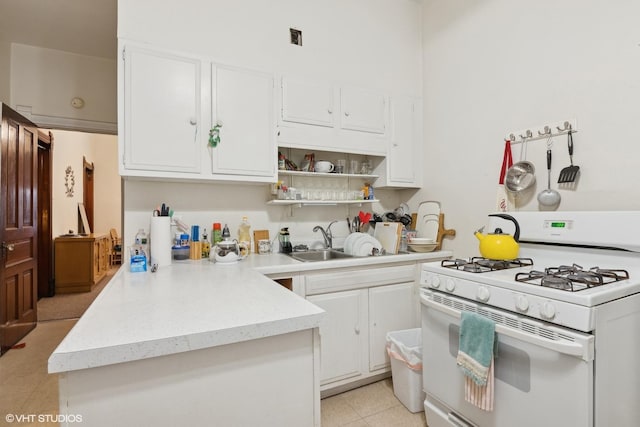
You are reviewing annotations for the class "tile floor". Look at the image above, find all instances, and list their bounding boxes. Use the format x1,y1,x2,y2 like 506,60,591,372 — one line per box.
1,319,428,427
321,379,427,427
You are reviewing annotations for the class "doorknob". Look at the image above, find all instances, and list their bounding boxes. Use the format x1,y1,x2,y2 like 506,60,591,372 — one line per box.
1,242,14,259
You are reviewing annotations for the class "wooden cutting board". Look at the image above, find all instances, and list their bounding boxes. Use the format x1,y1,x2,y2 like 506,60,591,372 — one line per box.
374,222,403,254
253,230,269,253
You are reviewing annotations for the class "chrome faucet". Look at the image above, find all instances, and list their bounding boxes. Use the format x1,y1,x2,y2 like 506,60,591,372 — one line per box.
313,220,338,249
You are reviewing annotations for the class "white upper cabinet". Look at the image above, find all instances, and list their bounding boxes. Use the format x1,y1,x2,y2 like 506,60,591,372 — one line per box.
374,96,422,188
340,87,386,134
122,45,202,174
119,42,277,182
210,65,276,179
281,76,335,128
277,76,388,156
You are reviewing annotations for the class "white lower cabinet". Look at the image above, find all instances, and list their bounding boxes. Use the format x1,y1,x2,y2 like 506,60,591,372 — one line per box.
307,290,367,385
304,264,418,392
369,282,416,371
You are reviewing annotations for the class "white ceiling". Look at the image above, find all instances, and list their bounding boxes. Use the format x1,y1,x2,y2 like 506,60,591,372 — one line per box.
0,0,117,59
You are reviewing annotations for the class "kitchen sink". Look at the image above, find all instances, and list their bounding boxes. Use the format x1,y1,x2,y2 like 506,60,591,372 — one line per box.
288,249,354,262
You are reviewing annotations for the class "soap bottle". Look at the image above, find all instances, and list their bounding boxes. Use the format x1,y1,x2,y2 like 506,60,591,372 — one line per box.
201,228,210,259
238,217,251,255
222,224,231,240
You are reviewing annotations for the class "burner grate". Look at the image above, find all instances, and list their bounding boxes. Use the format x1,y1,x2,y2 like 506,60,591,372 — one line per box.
441,257,533,273
515,264,630,292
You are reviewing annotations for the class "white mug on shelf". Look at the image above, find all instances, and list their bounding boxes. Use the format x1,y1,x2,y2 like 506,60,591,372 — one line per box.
314,161,334,173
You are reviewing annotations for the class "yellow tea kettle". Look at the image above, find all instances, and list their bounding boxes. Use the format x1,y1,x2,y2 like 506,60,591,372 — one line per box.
474,213,520,260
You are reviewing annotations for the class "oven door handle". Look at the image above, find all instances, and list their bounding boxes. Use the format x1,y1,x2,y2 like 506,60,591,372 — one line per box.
421,295,593,361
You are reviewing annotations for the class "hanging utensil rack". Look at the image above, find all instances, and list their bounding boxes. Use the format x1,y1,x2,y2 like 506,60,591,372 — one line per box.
504,119,578,144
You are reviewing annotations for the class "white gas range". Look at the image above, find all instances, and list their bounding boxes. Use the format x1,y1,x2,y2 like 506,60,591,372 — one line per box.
420,211,640,427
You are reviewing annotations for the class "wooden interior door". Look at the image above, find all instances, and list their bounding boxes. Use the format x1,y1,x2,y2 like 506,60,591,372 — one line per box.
37,131,53,298
0,104,39,354
82,157,94,233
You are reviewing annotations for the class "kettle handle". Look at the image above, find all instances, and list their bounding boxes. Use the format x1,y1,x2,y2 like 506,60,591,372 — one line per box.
488,213,520,242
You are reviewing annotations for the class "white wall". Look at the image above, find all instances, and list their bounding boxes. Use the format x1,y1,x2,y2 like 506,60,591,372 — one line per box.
0,42,10,103
118,0,422,96
52,130,121,238
10,44,116,127
415,0,640,258
118,0,423,249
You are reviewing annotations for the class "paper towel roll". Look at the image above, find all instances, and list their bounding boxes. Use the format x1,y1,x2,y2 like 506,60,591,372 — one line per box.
150,216,172,267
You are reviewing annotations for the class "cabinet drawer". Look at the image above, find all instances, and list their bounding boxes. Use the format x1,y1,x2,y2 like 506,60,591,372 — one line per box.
306,264,415,295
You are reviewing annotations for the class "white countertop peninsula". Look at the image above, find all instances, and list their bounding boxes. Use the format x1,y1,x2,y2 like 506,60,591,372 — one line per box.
49,250,451,427
48,261,324,373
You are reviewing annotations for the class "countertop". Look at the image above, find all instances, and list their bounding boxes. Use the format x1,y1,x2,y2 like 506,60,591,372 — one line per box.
48,250,451,374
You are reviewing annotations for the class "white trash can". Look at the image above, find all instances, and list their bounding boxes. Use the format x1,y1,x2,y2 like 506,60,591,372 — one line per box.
386,328,426,413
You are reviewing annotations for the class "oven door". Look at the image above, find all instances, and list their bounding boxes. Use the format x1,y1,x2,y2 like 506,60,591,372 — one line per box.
420,289,594,427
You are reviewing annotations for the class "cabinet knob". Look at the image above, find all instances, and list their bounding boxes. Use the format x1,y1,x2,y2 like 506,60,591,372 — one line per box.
189,118,197,126
327,108,333,114
354,326,360,335
344,111,350,117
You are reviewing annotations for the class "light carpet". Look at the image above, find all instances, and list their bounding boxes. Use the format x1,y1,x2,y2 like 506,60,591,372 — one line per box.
37,266,120,321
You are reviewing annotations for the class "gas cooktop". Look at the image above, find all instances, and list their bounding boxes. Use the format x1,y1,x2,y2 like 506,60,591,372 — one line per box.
515,264,630,292
441,257,533,273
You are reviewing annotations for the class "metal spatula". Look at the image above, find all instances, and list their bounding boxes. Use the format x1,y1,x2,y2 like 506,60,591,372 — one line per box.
558,128,580,183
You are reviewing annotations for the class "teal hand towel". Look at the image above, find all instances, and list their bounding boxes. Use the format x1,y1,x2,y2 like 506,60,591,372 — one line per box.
456,311,496,386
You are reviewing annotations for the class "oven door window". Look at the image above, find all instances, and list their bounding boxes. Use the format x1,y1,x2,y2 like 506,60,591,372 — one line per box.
448,323,531,393
422,297,594,427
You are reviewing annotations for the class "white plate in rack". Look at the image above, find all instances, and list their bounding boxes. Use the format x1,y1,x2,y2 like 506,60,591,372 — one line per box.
416,201,440,240
344,232,366,255
352,235,382,257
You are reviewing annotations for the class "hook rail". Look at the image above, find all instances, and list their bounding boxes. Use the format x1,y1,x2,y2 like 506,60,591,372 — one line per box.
505,119,577,144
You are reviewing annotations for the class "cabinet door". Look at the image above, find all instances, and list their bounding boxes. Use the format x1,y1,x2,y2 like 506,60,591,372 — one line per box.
388,97,420,185
340,87,386,134
369,282,416,371
211,65,275,178
123,46,202,173
307,290,367,385
281,76,335,127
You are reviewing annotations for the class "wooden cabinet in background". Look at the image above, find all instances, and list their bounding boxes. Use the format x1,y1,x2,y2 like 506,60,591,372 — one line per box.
54,234,109,293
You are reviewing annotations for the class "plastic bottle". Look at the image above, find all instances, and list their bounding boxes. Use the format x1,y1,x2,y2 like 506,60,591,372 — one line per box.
201,228,210,259
135,228,147,245
134,228,148,255
212,223,222,244
238,217,251,254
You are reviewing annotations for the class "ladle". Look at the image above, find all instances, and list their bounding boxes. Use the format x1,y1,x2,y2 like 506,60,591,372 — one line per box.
537,145,561,207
